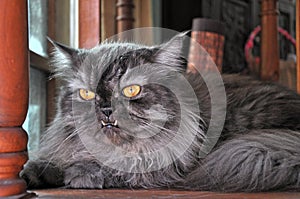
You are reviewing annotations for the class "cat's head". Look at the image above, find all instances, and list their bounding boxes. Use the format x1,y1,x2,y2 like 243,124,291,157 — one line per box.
50,34,203,172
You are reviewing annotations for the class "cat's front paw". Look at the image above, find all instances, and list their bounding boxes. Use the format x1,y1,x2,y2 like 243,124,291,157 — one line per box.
64,161,105,189
21,160,64,188
21,161,43,188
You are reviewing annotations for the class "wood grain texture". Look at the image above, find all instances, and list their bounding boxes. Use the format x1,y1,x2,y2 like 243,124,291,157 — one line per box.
260,0,280,81
47,0,56,51
134,0,152,28
0,0,29,127
0,152,27,178
0,128,28,153
79,0,101,48
0,0,29,197
297,0,300,93
0,151,28,196
101,0,116,41
116,0,134,34
0,179,27,197
33,189,300,199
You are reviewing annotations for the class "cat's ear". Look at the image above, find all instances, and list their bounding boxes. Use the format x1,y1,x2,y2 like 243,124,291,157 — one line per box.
153,31,189,69
47,37,87,74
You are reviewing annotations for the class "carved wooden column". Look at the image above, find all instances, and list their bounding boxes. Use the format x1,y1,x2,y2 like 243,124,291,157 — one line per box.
297,0,300,93
116,0,134,35
79,0,101,48
260,0,279,81
0,0,29,197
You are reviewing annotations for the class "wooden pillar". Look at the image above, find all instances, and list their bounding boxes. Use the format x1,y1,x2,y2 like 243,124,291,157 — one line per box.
297,0,300,93
47,0,57,124
260,0,280,81
79,0,101,48
101,0,117,41
0,1,29,197
116,0,135,33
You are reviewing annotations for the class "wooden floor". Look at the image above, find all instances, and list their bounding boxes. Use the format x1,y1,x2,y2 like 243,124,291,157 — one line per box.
23,189,300,199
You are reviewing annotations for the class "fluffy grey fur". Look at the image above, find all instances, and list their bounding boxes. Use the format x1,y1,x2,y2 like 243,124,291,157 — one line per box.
21,35,300,192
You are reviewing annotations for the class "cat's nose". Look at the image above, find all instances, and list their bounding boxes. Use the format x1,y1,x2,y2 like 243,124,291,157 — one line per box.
101,107,112,117
99,107,117,128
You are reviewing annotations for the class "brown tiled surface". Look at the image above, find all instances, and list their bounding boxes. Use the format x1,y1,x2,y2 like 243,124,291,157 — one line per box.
29,189,300,199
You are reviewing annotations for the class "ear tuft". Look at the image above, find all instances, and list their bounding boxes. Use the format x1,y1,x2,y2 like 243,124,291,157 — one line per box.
153,31,189,68
47,37,80,58
47,37,87,76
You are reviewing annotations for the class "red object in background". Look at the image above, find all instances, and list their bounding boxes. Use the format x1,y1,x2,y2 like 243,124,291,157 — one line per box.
79,0,101,49
188,18,225,73
244,25,296,78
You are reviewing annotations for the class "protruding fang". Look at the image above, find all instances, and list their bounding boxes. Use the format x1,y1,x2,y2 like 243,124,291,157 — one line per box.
114,120,118,126
101,120,118,128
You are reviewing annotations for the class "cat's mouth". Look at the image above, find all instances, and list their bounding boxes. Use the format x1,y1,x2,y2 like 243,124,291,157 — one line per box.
100,119,132,146
100,120,118,128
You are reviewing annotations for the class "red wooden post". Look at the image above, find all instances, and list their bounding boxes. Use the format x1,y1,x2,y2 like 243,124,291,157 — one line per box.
260,0,280,81
79,0,101,48
0,0,29,197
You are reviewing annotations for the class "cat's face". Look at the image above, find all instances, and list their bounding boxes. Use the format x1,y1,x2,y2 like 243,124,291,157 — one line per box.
51,35,203,172
91,47,181,147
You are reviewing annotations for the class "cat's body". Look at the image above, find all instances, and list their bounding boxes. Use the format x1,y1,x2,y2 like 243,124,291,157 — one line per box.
22,35,300,192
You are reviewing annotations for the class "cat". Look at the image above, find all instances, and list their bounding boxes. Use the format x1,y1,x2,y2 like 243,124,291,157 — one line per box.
21,33,300,192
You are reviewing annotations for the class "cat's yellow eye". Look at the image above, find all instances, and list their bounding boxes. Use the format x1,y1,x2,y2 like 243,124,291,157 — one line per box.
122,85,141,98
79,89,96,100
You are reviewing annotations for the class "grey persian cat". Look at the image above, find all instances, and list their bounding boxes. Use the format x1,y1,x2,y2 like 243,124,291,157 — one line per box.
21,34,300,192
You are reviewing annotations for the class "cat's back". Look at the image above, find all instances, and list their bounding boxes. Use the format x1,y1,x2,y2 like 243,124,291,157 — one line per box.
221,74,300,135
